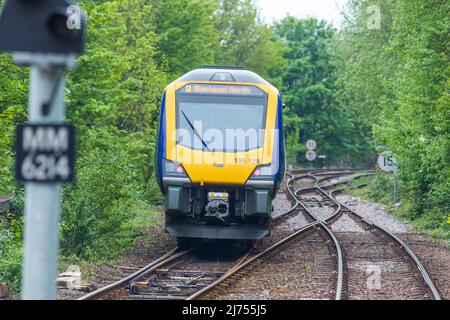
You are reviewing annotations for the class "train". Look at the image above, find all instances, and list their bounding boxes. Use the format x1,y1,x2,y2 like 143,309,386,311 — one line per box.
155,66,285,245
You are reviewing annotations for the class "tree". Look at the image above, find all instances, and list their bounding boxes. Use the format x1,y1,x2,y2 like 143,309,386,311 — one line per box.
0,26,28,195
374,0,449,232
150,0,219,78
333,0,398,141
275,17,364,165
335,0,449,237
214,0,286,85
61,0,168,257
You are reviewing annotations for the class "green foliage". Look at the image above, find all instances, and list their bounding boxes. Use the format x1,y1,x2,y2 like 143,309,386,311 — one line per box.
0,105,26,195
215,0,287,84
275,17,371,165
55,1,170,259
380,0,449,236
351,173,395,204
0,54,28,195
1,0,289,262
333,0,399,122
215,0,264,66
0,215,24,292
60,128,157,259
336,0,449,238
69,0,167,133
151,0,219,77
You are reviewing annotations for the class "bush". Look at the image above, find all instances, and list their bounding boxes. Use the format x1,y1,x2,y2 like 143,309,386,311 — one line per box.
60,128,160,260
0,215,24,293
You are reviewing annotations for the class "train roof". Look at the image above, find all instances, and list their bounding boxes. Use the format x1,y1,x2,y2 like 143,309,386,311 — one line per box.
175,66,271,85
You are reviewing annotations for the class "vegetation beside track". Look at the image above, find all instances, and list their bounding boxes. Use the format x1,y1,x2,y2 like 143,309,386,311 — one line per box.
0,212,23,293
334,0,449,243
0,203,159,293
344,174,450,241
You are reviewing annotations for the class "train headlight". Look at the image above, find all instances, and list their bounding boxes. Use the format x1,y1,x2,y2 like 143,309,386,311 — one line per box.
163,159,188,177
250,163,276,179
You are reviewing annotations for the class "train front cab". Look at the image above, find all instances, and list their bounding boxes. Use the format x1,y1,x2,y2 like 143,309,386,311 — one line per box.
155,69,285,241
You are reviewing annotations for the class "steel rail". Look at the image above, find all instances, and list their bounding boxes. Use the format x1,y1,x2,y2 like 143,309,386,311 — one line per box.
317,172,375,186
78,170,384,300
79,172,316,301
287,172,345,300
78,247,190,300
309,172,442,301
186,170,340,300
272,173,316,222
186,220,321,300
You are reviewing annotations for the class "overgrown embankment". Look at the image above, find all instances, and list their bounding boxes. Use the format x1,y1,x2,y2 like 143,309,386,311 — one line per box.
346,174,449,241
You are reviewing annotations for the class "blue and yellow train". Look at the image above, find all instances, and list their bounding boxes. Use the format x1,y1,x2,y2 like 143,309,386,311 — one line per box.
155,66,285,244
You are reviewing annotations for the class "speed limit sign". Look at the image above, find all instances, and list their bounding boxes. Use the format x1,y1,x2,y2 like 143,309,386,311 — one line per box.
377,151,397,173
305,151,317,162
306,140,317,151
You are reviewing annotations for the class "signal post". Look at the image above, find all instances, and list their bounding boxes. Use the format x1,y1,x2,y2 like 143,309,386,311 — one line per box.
0,0,85,299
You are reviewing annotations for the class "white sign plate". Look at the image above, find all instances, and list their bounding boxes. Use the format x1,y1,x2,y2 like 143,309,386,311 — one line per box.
305,151,317,162
306,140,317,151
377,151,397,173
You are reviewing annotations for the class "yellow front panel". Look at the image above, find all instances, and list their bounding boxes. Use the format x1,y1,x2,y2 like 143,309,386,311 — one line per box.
176,145,263,185
165,81,279,186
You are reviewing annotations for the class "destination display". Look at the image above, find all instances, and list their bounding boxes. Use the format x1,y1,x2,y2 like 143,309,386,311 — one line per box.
178,84,266,96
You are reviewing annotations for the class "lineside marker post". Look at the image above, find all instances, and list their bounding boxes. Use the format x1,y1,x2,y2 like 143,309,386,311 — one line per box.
20,54,74,300
393,169,398,204
0,0,85,299
377,150,398,204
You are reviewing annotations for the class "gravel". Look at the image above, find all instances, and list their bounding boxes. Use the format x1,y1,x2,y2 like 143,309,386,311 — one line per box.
206,189,337,300
272,190,293,215
336,194,411,233
331,214,366,233
399,234,450,299
208,232,336,300
335,232,428,300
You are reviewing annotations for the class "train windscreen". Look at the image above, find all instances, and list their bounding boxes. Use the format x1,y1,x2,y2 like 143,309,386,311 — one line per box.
176,85,268,152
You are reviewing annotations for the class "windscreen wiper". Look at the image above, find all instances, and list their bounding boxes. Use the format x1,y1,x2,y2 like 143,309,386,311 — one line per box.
181,111,211,152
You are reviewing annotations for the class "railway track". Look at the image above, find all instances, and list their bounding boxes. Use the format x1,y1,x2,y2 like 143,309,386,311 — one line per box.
78,245,253,300
189,171,346,300
79,172,335,300
292,171,441,300
78,169,441,300
79,212,323,300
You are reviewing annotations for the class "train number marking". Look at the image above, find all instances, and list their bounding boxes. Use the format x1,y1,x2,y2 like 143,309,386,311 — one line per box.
234,158,260,165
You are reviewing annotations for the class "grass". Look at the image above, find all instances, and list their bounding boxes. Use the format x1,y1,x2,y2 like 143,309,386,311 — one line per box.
59,204,159,282
0,205,160,294
0,213,24,293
